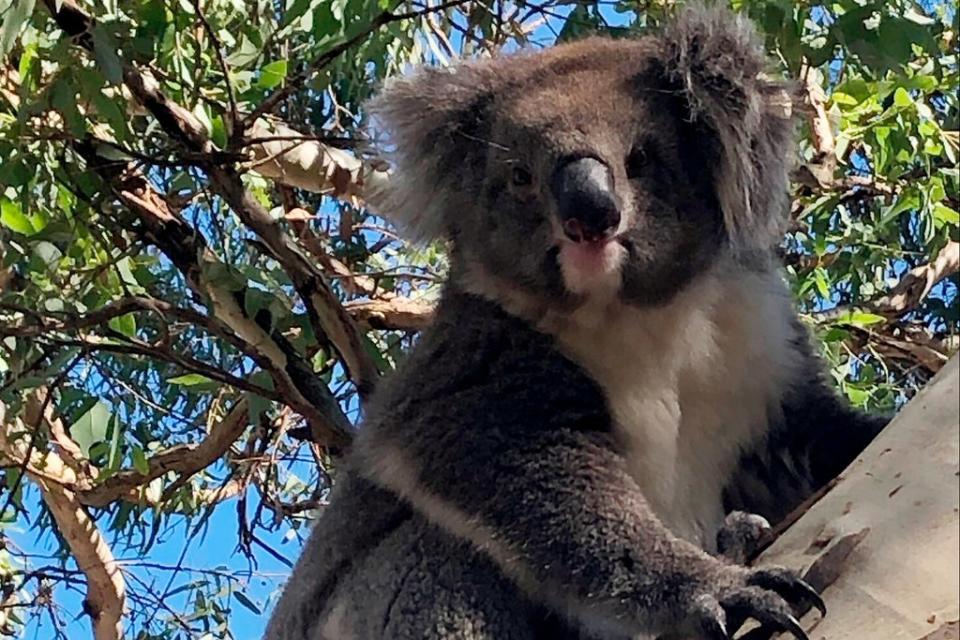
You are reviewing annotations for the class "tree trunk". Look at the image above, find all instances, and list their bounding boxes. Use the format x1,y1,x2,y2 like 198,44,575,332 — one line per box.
757,354,960,639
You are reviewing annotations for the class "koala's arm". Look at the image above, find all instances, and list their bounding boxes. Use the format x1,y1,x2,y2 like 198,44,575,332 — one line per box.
724,352,890,526
362,422,820,639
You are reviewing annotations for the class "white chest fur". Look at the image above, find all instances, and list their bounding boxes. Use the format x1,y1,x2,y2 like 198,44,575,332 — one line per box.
542,264,799,549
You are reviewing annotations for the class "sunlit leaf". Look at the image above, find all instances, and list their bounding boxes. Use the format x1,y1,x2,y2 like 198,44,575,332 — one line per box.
131,445,150,475
71,402,112,459
167,373,216,386
257,60,288,90
836,310,888,327
108,313,137,337
0,197,33,235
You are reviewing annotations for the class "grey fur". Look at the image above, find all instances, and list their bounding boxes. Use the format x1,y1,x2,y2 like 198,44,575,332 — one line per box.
661,4,800,250
265,5,885,639
715,511,773,565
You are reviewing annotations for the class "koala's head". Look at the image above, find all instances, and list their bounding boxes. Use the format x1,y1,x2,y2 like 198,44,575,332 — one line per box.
367,5,796,310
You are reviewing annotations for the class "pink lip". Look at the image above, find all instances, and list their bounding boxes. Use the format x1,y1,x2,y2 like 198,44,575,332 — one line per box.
558,237,621,273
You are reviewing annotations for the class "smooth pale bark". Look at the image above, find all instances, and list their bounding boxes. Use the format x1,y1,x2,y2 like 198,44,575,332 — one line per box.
757,354,960,639
248,117,391,206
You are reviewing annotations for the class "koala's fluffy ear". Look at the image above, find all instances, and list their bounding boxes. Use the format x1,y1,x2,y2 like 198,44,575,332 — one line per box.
365,63,498,243
660,4,798,250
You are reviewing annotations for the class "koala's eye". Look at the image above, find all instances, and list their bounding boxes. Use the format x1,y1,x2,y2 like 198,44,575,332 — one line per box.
626,145,649,180
511,167,533,187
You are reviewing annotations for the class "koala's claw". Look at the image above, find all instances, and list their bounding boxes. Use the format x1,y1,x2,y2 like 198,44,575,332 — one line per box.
686,567,822,640
689,594,729,640
747,567,826,618
722,586,809,640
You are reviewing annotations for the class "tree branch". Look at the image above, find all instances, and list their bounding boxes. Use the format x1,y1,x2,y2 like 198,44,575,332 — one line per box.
813,240,960,323
72,142,352,448
205,164,382,395
43,334,281,399
241,0,471,128
755,355,960,639
79,400,249,508
804,68,836,167
344,297,434,332
790,69,896,201
44,0,382,397
870,241,959,316
0,395,126,640
245,117,390,204
187,0,238,132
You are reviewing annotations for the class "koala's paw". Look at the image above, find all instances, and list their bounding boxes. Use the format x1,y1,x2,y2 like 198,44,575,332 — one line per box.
684,566,825,640
716,511,772,564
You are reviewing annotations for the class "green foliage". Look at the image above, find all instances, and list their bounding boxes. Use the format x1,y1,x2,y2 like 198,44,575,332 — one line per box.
0,0,956,638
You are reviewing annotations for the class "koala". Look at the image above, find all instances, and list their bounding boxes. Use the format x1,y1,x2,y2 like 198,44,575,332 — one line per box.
264,5,888,640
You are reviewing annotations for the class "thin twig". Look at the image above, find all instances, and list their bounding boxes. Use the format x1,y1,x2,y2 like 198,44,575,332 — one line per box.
188,0,239,141
242,0,472,128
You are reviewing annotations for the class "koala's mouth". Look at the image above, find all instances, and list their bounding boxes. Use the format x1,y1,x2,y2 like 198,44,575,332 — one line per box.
556,237,626,296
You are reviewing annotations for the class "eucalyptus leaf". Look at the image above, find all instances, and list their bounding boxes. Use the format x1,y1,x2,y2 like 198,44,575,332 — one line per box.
91,24,124,85
0,197,33,235
167,373,216,386
257,59,288,90
0,0,35,58
70,402,112,459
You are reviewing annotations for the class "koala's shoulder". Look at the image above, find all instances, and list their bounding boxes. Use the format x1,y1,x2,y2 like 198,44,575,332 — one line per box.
362,292,610,440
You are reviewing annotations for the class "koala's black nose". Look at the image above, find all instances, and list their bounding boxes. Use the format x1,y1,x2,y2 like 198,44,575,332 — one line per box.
550,156,621,243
